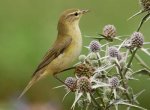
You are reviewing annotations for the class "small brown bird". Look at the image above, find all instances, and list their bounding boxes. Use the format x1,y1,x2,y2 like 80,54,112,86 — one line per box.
18,9,89,98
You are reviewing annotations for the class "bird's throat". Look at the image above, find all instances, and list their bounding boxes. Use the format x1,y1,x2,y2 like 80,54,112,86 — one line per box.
57,21,80,36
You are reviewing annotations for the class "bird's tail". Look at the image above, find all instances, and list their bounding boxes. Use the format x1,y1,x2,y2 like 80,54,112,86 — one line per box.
18,76,39,100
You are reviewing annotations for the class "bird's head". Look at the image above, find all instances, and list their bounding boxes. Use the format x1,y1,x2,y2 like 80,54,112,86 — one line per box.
57,9,89,33
59,9,89,24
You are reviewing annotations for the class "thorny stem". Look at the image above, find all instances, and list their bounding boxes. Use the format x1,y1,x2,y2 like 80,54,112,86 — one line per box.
115,63,132,102
95,89,105,109
90,93,102,110
105,89,113,110
115,48,139,103
96,52,101,67
123,48,138,75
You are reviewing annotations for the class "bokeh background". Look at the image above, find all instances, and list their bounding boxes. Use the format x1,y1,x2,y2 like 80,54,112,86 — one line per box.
0,0,150,110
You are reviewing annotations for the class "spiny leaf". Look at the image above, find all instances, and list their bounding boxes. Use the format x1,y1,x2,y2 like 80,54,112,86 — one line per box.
133,69,150,76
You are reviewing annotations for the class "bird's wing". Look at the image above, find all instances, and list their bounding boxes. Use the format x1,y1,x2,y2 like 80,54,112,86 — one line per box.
32,36,72,77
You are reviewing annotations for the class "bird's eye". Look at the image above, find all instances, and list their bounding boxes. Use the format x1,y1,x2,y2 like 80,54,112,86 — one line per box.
74,12,78,16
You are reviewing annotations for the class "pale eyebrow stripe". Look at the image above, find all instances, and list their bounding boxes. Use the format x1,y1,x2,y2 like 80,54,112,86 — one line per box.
67,12,76,16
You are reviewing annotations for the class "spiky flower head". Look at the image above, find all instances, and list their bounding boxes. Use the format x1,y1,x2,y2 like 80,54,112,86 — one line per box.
108,46,121,61
130,32,144,48
139,0,150,11
89,40,101,52
109,77,120,88
103,24,116,38
77,76,92,92
65,77,77,92
78,55,86,63
75,63,95,78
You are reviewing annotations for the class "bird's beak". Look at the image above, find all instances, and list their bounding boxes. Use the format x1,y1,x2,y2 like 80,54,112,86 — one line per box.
81,9,90,14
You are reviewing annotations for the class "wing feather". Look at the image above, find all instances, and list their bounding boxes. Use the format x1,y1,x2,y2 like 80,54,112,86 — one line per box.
32,36,72,77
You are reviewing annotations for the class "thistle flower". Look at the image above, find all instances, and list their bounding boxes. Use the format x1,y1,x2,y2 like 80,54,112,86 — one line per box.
65,77,77,92
130,32,144,48
103,24,117,38
139,0,150,11
75,63,95,78
108,47,119,57
109,77,120,88
77,76,92,92
89,40,101,52
108,46,121,61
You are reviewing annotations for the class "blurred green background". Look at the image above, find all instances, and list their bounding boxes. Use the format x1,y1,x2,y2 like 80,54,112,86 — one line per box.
0,0,150,110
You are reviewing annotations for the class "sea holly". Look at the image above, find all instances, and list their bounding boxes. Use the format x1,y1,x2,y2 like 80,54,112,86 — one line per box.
53,1,150,110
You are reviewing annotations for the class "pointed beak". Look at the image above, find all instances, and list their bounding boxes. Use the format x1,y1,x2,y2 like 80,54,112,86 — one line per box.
81,9,90,14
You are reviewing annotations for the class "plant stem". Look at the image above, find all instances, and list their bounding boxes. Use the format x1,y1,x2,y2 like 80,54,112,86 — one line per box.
116,63,132,102
90,93,102,110
95,90,105,108
96,52,101,67
123,48,138,75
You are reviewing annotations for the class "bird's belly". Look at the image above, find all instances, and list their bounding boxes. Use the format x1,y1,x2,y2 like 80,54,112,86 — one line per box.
46,40,82,74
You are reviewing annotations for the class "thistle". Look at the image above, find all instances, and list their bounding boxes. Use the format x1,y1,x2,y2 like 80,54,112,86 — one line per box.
65,77,77,92
89,40,101,52
103,24,117,39
140,0,150,11
75,63,95,78
130,32,144,48
109,77,120,88
77,76,92,92
53,1,150,110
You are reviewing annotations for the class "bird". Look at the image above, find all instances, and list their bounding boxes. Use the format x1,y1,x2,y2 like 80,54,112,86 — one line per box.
18,8,89,99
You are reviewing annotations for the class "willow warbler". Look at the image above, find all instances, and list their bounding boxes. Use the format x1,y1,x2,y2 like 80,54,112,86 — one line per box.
19,9,89,99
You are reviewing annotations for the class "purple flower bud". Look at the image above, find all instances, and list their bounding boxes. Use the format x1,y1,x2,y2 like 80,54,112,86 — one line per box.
89,40,101,52
103,25,116,38
65,77,77,92
108,47,121,61
109,77,119,88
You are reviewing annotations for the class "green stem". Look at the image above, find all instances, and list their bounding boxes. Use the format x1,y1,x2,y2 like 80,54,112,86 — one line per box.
116,63,132,102
105,89,113,110
95,90,105,108
90,93,102,110
123,48,138,75
96,52,101,67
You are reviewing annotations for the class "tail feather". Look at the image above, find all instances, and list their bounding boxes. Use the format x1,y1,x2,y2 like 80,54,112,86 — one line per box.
18,76,38,100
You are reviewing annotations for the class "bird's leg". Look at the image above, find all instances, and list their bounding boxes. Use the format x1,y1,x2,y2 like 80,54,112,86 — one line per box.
53,74,70,88
59,66,75,73
53,67,76,88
